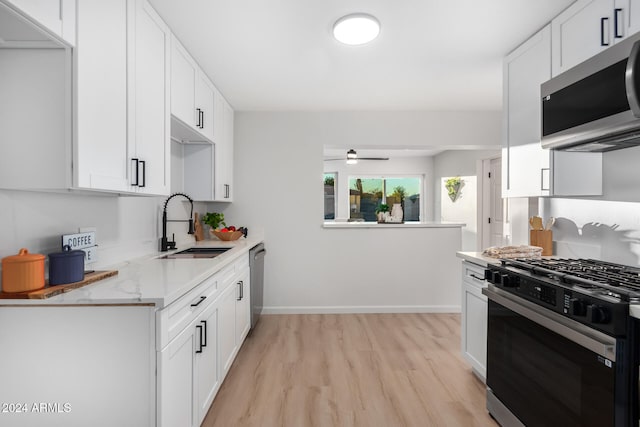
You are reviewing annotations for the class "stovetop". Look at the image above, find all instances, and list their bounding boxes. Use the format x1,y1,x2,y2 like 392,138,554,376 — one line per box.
503,258,640,302
485,258,640,336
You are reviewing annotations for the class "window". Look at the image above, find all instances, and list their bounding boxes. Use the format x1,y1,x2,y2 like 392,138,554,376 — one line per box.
349,176,421,221
324,173,336,220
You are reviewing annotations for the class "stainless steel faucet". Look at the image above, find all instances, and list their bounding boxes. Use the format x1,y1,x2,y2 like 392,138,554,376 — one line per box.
160,193,194,251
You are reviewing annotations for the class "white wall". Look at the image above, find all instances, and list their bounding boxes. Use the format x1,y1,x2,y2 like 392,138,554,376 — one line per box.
432,150,500,250
216,111,501,312
0,189,203,276
537,146,640,266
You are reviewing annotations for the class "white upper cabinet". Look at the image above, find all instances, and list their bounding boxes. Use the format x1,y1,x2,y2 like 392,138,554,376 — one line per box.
503,25,552,197
170,35,215,143
213,93,234,202
503,24,603,198
552,0,640,76
75,0,129,192
4,0,75,45
127,0,171,195
75,0,170,195
182,89,234,202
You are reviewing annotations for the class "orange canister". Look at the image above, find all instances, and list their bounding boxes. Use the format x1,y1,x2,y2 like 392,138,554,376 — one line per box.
1,248,46,293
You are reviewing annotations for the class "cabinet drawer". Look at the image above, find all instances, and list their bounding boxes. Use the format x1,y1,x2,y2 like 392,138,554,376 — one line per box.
463,262,487,288
218,254,250,289
157,274,218,350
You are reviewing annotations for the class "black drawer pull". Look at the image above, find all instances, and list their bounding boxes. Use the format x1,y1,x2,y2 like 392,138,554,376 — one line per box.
190,296,206,307
195,324,203,353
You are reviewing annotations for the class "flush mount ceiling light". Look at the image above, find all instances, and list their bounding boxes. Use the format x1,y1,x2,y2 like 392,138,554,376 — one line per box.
333,13,380,45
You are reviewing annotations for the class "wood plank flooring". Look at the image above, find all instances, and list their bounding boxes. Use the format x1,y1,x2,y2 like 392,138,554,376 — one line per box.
202,313,498,427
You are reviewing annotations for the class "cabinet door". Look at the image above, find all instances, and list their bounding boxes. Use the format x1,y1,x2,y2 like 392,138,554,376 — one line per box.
195,303,220,425
129,0,170,195
158,321,197,427
502,25,551,197
196,74,215,141
218,282,238,376
213,94,234,201
74,0,130,192
460,262,488,381
171,36,197,128
614,0,640,40
552,0,614,76
235,271,251,345
462,281,488,379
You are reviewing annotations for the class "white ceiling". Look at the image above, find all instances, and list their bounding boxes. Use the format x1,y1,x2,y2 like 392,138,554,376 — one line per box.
148,0,575,112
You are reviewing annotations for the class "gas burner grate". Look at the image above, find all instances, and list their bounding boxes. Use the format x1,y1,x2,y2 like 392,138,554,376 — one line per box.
502,258,640,301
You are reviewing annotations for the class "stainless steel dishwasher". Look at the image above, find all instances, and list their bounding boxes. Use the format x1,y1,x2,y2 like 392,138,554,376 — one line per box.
249,243,266,329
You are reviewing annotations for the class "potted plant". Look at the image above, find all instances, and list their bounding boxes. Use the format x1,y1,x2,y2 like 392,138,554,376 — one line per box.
445,177,463,202
201,212,226,231
375,203,390,222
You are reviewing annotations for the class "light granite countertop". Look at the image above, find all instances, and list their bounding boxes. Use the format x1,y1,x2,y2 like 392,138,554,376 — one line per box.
456,251,502,267
0,235,264,308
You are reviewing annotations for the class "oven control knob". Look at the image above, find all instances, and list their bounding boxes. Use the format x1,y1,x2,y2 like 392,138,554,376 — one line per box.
587,305,610,324
570,298,587,316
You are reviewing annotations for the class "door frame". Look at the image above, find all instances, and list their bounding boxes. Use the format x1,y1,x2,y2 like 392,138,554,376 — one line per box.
477,156,502,251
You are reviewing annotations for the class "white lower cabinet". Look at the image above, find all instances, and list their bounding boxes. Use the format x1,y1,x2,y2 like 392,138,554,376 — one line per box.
219,281,239,374
159,317,198,427
158,254,250,427
461,260,488,381
195,302,220,425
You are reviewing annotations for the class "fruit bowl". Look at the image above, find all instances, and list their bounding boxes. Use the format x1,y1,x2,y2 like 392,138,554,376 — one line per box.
210,230,243,241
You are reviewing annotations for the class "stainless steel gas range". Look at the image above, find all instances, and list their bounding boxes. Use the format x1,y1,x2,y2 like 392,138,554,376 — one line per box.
483,258,640,427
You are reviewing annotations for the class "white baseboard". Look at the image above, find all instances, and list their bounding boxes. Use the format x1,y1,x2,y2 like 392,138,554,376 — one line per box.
261,305,461,315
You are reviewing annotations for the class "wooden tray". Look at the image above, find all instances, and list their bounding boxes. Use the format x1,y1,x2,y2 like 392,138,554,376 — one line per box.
0,270,118,299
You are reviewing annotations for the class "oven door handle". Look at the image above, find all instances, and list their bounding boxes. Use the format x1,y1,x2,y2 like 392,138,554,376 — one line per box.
483,286,616,360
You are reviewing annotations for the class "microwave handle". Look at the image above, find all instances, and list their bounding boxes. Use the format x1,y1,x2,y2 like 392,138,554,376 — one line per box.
625,40,640,117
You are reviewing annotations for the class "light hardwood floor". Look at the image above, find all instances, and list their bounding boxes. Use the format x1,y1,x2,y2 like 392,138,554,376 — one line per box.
202,313,498,427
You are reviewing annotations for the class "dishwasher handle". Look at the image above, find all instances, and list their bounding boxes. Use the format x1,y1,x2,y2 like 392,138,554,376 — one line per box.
253,249,266,260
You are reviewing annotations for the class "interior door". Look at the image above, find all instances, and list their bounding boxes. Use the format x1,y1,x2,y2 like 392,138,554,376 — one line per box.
489,158,505,247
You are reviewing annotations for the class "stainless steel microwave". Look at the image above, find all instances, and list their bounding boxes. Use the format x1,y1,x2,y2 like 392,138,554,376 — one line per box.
541,31,640,152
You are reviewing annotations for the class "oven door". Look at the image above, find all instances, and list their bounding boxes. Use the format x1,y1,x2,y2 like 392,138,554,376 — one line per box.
484,286,620,427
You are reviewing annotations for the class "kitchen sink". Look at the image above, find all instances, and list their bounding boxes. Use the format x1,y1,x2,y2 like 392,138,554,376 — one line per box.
159,247,232,259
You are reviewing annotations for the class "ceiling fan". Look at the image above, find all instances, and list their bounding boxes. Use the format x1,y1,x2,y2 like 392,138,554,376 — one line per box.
323,149,389,164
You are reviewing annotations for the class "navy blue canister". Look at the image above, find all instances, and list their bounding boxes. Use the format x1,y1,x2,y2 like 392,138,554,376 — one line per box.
48,245,85,285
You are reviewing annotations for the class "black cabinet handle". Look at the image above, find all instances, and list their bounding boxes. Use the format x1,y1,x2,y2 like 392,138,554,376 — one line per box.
224,184,230,198
615,8,624,38
237,281,243,301
200,109,204,129
139,160,146,188
195,324,203,353
190,295,206,307
131,158,139,186
469,274,485,281
196,108,202,128
601,17,610,46
201,320,207,347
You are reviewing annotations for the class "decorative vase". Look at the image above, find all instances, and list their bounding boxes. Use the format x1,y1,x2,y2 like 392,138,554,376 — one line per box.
391,203,403,222
377,212,385,222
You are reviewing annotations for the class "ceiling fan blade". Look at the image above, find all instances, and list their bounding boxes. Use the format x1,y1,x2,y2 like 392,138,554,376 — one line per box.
358,157,389,160
323,158,345,161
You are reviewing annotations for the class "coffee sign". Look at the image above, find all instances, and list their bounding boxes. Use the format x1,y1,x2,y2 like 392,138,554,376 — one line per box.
62,232,97,264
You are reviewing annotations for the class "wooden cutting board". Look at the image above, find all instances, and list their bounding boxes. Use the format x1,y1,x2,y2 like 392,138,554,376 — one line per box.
0,270,118,299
